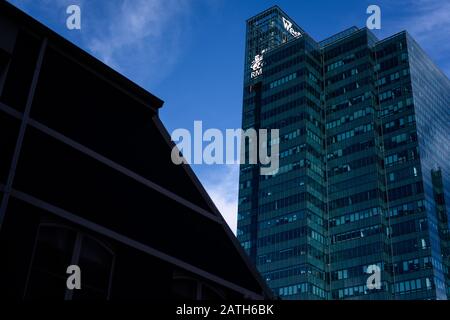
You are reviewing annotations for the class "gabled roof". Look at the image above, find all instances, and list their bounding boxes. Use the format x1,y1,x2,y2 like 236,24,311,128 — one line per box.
2,0,273,299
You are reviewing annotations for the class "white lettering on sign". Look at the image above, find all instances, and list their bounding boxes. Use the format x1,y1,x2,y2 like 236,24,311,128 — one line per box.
282,17,301,38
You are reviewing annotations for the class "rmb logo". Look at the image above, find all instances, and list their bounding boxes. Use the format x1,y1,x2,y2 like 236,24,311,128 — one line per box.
282,17,301,38
250,53,264,78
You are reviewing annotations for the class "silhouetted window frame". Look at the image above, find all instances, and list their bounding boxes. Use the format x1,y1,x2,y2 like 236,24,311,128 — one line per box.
25,221,115,300
0,48,11,96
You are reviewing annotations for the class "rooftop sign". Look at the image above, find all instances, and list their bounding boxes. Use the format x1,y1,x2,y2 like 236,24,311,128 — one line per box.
282,17,301,38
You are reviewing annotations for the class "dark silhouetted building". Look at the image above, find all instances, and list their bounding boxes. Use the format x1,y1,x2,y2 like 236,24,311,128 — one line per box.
237,6,450,300
0,1,272,300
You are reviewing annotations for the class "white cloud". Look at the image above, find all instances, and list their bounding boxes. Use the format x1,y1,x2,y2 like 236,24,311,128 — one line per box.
200,165,240,234
392,0,450,76
85,0,190,86
7,0,193,86
402,0,450,33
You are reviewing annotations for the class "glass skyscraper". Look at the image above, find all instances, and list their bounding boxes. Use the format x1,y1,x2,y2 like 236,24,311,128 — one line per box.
237,6,450,300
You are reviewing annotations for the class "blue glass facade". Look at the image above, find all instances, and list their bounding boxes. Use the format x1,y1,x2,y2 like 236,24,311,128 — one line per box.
406,33,450,299
238,6,450,300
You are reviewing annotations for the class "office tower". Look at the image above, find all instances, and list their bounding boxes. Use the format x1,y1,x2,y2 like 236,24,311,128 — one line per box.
237,6,450,300
0,2,272,300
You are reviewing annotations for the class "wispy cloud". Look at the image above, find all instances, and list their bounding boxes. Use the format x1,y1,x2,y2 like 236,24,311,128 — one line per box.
85,0,191,87
401,0,450,35
200,165,240,234
8,0,194,88
391,0,450,76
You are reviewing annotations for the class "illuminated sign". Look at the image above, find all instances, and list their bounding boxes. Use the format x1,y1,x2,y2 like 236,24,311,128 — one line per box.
282,17,301,38
250,54,264,78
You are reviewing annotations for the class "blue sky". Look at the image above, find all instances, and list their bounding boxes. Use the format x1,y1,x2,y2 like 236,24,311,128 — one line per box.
8,0,450,232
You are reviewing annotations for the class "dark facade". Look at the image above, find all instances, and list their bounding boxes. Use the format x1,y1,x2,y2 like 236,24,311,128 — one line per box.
0,1,272,300
237,6,450,300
